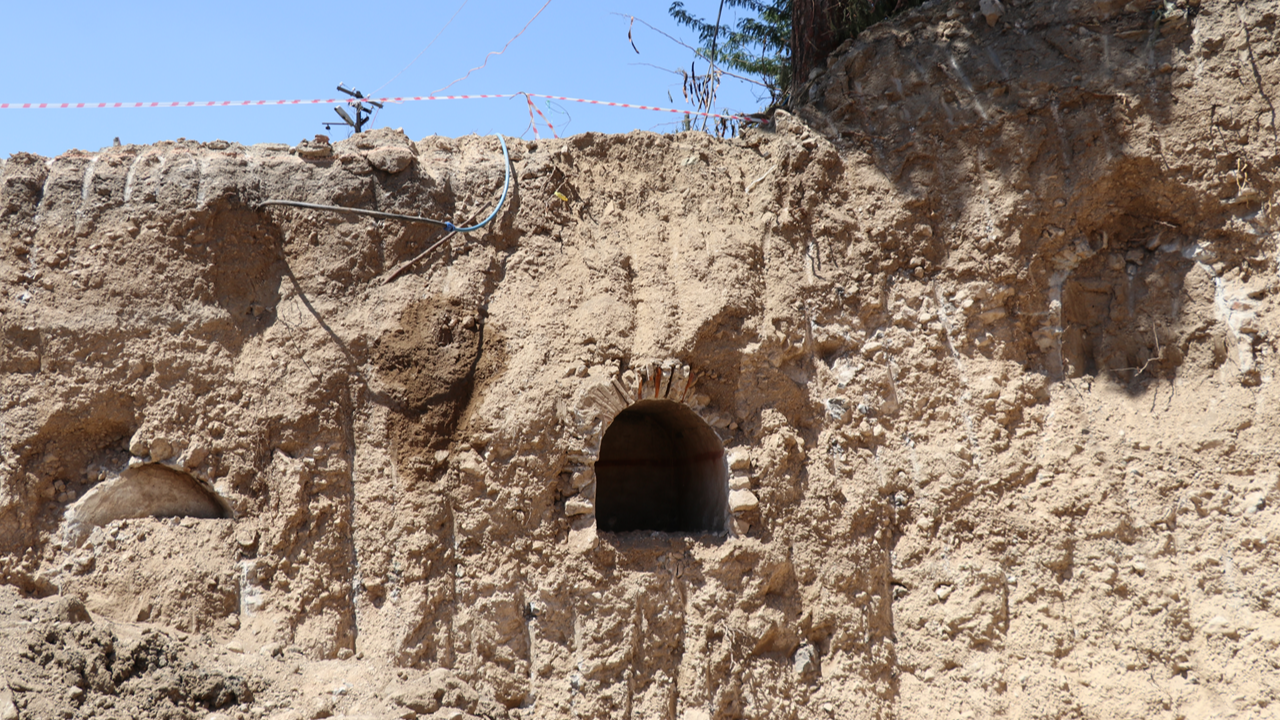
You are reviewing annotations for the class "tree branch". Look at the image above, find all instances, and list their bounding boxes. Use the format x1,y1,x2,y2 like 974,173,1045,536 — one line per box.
703,0,727,131
612,13,771,88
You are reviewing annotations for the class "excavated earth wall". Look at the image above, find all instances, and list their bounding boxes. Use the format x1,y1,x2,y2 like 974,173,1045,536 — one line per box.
2,0,1279,718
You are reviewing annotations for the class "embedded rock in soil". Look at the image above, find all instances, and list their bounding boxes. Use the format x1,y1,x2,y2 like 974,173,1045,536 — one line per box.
2,1,1279,719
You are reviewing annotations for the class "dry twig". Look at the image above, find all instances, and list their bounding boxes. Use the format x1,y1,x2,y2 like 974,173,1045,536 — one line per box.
612,14,770,88
1118,325,1165,377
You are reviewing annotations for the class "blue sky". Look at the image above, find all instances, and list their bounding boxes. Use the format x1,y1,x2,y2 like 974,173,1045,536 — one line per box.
0,0,771,158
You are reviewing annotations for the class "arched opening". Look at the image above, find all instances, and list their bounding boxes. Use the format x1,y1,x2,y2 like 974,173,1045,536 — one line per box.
62,464,233,545
595,399,728,533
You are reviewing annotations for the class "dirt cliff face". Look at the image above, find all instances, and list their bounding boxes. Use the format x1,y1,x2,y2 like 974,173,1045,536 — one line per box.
2,1,1278,719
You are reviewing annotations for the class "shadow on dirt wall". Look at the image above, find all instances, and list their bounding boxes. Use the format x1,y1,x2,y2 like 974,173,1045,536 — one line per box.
802,4,1232,395
813,1,1191,213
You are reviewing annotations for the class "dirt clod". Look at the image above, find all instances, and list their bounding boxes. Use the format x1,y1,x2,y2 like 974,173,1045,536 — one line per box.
3,1,1280,718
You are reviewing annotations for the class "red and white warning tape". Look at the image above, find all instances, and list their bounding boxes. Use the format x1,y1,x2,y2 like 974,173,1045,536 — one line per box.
0,95,509,110
0,92,754,124
521,93,749,122
522,94,557,139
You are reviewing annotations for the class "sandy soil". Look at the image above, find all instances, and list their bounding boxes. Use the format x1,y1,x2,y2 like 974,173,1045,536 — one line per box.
2,0,1278,718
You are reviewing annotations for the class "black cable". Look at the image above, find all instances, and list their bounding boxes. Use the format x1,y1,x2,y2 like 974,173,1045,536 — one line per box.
255,200,451,227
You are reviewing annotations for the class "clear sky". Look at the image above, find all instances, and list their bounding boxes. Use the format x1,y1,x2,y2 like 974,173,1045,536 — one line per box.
0,0,771,158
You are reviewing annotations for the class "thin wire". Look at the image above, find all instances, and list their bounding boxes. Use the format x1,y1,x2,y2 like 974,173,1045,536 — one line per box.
257,135,510,234
703,0,727,131
372,0,471,96
432,0,553,96
544,99,572,133
614,14,769,88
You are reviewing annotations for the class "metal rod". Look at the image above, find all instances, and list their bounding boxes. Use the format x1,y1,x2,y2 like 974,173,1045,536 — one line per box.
256,199,450,227
380,207,481,284
381,229,456,284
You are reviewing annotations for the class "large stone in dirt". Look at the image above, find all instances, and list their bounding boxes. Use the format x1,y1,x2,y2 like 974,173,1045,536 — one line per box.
61,464,231,545
0,675,17,720
365,146,414,174
50,595,91,623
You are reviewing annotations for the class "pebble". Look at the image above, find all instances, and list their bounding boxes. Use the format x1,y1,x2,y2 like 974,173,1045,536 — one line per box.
305,695,334,719
129,433,150,458
794,643,820,678
150,438,175,462
727,448,752,471
825,398,849,421
1203,615,1237,638
1242,492,1266,515
185,446,209,468
565,497,594,516
455,450,486,479
0,676,16,720
729,489,760,513
295,142,333,160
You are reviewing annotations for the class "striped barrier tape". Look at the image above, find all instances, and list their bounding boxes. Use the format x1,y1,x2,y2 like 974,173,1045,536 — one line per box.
0,92,757,124
521,93,558,139
524,94,749,122
0,95,511,109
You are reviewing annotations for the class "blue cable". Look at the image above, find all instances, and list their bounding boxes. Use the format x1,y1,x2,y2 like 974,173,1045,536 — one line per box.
445,133,511,233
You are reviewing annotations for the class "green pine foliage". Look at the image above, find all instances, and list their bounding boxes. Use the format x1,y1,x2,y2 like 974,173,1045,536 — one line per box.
669,0,927,107
670,0,793,104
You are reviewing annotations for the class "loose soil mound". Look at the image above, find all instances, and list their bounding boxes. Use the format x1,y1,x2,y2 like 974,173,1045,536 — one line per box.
2,1,1278,718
